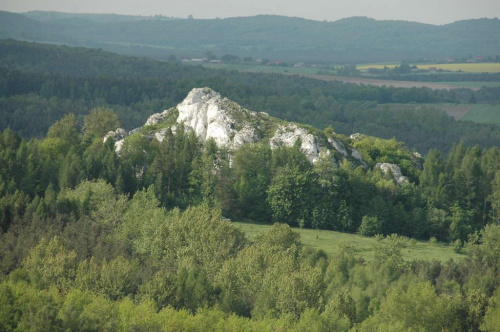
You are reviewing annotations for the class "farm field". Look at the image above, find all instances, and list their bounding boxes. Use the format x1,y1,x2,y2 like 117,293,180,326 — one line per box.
186,62,498,90
298,74,477,90
235,221,464,262
357,62,500,73
460,104,500,124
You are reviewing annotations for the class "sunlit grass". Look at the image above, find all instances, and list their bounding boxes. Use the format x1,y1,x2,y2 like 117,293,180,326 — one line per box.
234,221,464,262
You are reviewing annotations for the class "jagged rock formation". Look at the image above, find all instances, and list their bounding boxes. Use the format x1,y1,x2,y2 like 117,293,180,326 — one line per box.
107,87,369,166
375,163,409,185
103,128,128,153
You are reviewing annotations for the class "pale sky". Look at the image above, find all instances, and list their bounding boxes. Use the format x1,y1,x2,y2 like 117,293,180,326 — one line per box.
2,0,500,25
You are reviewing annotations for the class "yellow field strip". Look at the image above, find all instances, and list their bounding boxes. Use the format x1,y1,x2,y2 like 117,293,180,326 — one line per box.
357,63,500,73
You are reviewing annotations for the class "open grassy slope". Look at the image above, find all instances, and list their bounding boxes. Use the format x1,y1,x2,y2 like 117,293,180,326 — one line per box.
235,221,464,262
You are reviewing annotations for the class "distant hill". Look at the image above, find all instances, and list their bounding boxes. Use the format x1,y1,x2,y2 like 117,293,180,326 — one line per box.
1,11,499,63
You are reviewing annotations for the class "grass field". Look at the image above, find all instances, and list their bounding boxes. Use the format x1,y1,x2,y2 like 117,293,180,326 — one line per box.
357,63,500,73
234,221,464,262
460,104,500,125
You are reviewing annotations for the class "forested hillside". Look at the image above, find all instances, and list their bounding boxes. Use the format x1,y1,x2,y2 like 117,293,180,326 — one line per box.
2,29,500,330
2,40,500,153
1,10,500,63
1,96,500,330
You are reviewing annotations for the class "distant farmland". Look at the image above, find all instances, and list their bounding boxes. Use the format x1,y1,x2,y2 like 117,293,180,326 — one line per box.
188,62,498,90
357,62,500,73
460,105,500,125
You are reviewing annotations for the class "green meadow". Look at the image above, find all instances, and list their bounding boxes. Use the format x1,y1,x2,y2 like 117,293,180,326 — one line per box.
235,221,464,262
460,104,500,125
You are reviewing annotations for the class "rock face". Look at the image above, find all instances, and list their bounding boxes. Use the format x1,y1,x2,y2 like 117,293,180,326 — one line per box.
270,124,321,163
175,88,256,148
375,163,409,184
103,128,128,154
111,87,367,166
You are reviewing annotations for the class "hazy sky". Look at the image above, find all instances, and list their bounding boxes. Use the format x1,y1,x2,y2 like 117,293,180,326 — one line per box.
2,0,500,25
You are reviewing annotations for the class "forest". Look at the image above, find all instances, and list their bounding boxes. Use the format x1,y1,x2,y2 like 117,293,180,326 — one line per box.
1,100,500,330
2,40,500,153
2,39,500,330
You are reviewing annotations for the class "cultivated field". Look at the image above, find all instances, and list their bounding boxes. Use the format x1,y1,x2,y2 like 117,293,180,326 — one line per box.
188,62,498,90
357,63,500,73
235,221,464,262
299,74,477,90
461,104,500,124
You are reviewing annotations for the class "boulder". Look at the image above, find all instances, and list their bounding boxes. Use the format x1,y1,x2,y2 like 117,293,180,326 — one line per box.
375,162,409,185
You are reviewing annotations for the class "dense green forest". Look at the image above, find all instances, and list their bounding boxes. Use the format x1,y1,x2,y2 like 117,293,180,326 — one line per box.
2,40,500,153
1,108,500,330
1,11,500,63
2,39,500,330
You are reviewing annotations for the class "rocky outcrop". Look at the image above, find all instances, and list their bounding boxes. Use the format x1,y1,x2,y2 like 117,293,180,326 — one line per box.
111,87,369,166
270,124,324,163
375,162,409,184
103,128,128,154
172,88,267,148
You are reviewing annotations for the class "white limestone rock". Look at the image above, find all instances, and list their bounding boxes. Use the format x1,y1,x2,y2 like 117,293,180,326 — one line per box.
114,139,125,154
232,125,259,149
349,133,365,141
328,138,348,157
110,87,368,167
154,128,169,142
176,88,241,147
270,124,322,163
103,128,127,143
146,109,172,126
375,162,409,185
351,148,363,162
103,128,128,153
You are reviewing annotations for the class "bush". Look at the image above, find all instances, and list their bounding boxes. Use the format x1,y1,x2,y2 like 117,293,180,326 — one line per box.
358,215,382,237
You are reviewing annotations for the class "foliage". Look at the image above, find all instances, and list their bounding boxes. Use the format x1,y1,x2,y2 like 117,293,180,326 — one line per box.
2,41,500,154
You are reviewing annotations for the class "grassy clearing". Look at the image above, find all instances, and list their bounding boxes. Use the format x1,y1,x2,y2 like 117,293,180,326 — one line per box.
460,104,500,125
357,63,500,73
234,221,464,262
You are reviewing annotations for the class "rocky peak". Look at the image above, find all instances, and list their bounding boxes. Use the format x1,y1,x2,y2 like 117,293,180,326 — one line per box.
108,87,367,166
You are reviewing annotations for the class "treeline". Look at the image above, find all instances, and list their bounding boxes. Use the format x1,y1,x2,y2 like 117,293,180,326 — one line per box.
2,199,500,332
2,215,500,331
1,111,500,245
0,108,500,329
3,61,500,153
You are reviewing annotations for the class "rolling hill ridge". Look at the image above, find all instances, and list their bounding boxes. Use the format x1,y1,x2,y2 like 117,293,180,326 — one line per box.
1,11,499,63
